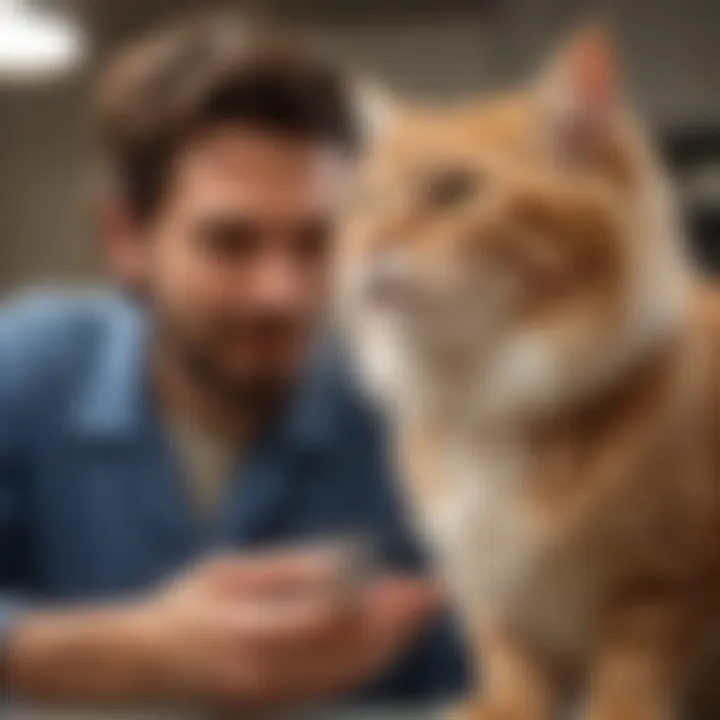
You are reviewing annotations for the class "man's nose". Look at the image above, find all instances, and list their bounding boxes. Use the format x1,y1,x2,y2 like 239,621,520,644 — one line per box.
249,255,304,307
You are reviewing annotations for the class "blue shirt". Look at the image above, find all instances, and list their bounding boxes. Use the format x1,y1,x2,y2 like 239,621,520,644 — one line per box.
0,291,467,704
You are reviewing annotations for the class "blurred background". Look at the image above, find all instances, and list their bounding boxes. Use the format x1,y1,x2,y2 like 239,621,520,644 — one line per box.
0,0,719,290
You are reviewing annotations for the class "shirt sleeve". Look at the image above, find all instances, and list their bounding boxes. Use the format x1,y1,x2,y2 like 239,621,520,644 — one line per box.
0,439,30,592
0,426,30,690
0,438,28,691
359,609,470,704
0,298,45,685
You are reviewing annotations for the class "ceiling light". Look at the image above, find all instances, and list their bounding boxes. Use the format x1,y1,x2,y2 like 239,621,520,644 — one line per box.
0,0,86,81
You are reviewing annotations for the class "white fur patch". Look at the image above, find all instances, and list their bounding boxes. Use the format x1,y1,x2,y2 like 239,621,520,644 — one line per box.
339,262,409,408
426,438,532,608
475,332,560,420
421,434,599,659
353,313,408,405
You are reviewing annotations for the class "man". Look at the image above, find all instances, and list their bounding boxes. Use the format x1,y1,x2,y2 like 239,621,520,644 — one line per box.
0,14,466,714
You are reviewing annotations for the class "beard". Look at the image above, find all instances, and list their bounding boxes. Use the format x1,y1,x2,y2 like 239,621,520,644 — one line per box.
156,309,317,415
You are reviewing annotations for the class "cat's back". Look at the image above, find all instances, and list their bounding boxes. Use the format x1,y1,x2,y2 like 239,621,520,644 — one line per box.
687,282,720,438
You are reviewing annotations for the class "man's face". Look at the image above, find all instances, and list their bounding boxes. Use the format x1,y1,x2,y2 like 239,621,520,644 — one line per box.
122,127,347,400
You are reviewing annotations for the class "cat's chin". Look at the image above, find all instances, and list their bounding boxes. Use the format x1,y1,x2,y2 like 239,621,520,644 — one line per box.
350,314,594,424
346,314,410,411
349,262,687,428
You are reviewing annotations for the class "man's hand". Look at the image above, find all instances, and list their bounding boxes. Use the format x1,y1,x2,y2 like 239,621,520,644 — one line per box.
5,549,442,712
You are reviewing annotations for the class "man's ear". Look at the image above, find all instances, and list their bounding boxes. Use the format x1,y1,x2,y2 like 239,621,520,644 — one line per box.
352,79,398,148
537,25,621,163
97,198,149,296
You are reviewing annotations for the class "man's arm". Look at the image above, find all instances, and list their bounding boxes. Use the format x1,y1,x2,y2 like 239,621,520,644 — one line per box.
3,603,162,704
1,553,442,711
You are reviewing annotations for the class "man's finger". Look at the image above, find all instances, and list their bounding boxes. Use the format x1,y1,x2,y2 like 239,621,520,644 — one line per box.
266,577,443,688
213,592,357,652
241,577,444,707
359,576,444,667
367,576,444,623
199,546,360,597
216,576,444,711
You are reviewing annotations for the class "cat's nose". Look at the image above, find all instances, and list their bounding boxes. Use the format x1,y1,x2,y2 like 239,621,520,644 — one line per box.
363,252,416,308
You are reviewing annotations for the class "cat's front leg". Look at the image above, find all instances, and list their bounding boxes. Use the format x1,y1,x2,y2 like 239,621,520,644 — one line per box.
448,624,556,720
583,599,686,720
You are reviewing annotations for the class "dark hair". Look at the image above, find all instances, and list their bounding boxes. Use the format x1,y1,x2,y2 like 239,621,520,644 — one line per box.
96,14,357,220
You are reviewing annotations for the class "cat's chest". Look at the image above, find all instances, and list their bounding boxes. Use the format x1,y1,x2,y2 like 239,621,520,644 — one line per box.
422,439,536,600
420,437,598,656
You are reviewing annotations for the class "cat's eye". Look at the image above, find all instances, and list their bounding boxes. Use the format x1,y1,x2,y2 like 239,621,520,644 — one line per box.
421,167,480,209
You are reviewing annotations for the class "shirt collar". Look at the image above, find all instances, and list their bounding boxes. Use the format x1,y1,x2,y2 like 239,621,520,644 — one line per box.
71,298,153,441
281,337,344,454
72,306,343,453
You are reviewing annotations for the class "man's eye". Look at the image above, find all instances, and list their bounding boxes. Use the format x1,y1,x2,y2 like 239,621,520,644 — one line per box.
294,222,331,261
199,220,260,258
422,168,479,209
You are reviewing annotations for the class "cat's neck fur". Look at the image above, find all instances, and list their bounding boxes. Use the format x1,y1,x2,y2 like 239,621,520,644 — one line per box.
395,274,690,439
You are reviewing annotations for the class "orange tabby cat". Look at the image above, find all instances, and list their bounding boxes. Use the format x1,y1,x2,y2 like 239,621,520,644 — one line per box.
338,29,720,720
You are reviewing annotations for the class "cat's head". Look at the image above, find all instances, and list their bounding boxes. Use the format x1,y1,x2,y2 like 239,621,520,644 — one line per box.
338,28,688,421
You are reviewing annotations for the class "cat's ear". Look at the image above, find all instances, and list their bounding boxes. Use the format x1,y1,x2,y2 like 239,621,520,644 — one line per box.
352,80,398,147
538,25,621,161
